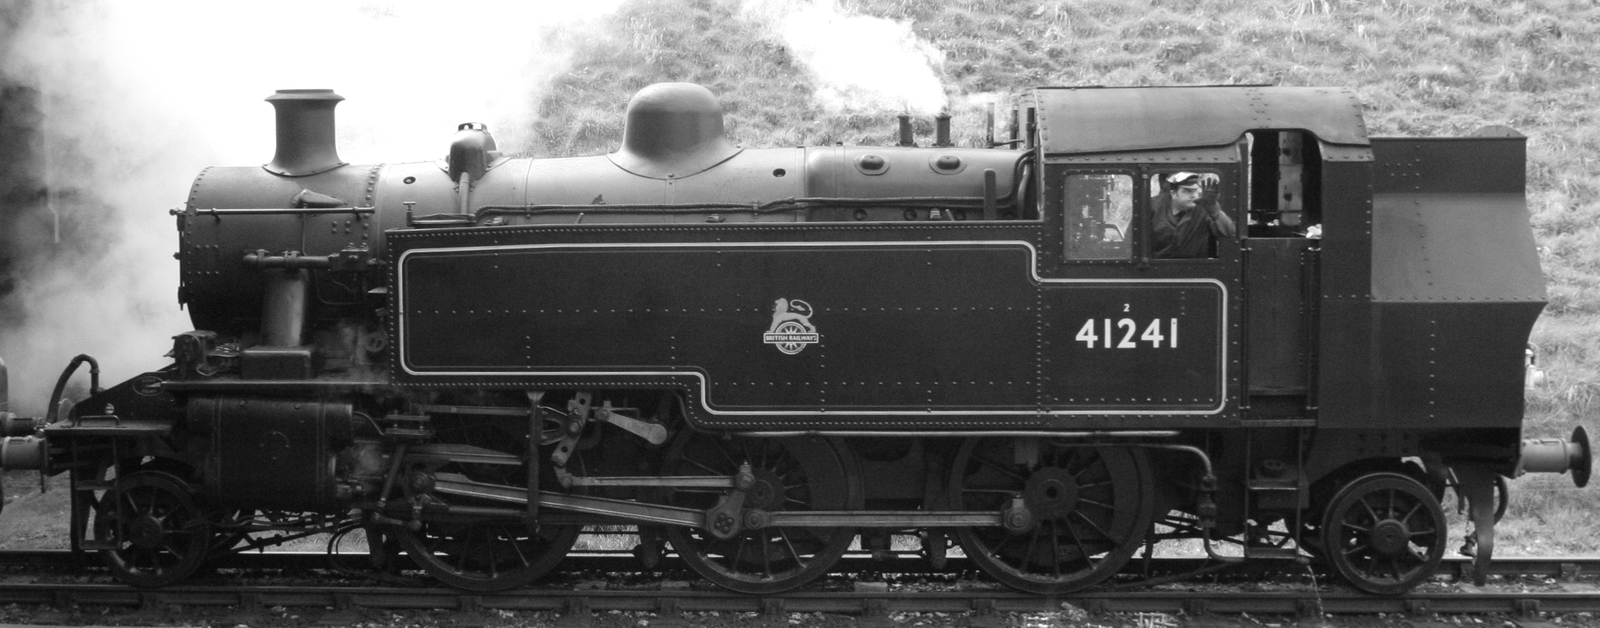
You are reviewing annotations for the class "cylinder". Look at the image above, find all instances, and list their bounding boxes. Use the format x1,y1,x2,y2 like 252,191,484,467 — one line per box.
0,437,45,471
935,113,952,147
897,114,914,147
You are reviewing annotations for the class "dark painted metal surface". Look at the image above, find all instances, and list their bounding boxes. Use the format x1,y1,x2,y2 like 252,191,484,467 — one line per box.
391,224,1226,429
1310,158,1377,430
1367,136,1543,434
188,396,352,511
1243,238,1316,400
1032,86,1370,154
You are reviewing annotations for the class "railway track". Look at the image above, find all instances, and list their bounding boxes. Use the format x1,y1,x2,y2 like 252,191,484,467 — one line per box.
0,551,1597,624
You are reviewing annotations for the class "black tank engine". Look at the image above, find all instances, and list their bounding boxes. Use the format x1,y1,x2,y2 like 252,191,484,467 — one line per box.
0,82,1588,595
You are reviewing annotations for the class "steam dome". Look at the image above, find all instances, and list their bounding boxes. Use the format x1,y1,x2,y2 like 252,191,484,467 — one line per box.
609,83,740,179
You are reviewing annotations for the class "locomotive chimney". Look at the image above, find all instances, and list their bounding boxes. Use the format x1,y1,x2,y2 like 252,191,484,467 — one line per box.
264,89,347,177
897,114,915,147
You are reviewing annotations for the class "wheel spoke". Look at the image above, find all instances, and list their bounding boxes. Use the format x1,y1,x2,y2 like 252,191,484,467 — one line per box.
761,534,774,577
715,442,741,470
1077,497,1115,511
1021,525,1042,571
1048,520,1064,578
1360,499,1381,523
1402,501,1422,523
683,456,724,476
1061,515,1094,568
726,534,747,571
484,531,500,578
509,534,531,567
1067,452,1106,478
777,529,802,566
1071,509,1117,544
973,454,1028,483
450,530,472,574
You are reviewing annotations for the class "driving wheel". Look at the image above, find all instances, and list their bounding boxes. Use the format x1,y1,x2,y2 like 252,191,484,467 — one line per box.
950,439,1153,594
94,471,212,587
393,414,581,591
663,433,860,594
1321,472,1447,595
394,516,579,591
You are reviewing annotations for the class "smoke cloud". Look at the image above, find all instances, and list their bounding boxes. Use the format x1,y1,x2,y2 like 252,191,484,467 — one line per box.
741,0,948,115
0,0,623,416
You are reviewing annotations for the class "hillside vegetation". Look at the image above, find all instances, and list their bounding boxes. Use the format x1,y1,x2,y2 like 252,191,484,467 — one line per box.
528,0,1600,552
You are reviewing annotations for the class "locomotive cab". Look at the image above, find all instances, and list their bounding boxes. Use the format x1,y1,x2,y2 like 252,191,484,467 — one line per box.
1032,85,1579,590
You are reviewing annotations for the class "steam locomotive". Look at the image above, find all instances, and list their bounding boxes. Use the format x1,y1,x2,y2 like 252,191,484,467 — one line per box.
0,82,1588,595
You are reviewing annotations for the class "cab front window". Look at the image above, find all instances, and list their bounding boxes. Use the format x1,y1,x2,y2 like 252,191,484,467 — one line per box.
1063,173,1134,261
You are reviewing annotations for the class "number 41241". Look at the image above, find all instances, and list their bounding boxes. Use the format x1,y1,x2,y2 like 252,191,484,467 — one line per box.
1075,318,1178,349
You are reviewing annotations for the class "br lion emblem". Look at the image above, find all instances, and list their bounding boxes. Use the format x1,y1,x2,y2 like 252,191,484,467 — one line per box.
763,298,820,355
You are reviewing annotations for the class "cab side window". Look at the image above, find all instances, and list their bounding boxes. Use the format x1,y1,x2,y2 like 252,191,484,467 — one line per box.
1063,174,1134,261
1148,170,1235,259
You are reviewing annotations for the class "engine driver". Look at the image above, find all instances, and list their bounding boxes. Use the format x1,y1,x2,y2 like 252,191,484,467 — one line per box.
1151,171,1236,259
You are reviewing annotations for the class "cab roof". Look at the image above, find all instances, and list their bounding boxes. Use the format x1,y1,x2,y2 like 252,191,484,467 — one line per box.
1032,85,1370,155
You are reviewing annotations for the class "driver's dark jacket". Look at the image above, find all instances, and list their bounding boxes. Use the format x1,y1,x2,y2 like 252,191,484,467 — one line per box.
1150,194,1224,259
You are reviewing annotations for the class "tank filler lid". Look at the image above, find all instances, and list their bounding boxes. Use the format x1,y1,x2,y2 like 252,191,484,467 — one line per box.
608,83,742,180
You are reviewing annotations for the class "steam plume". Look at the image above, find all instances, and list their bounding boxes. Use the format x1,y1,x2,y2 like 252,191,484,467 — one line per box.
741,0,948,115
0,0,622,415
